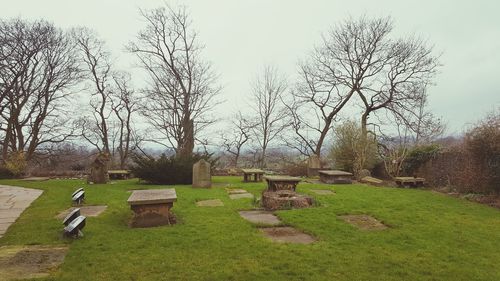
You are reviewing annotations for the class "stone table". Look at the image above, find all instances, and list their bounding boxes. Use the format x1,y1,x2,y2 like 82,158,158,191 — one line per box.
127,189,177,227
394,177,425,187
108,170,131,180
318,170,353,184
263,175,302,191
241,168,264,182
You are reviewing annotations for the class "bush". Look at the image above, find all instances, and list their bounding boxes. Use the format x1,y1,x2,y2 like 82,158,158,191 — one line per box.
5,151,27,177
464,110,500,193
329,120,377,175
0,165,14,179
131,153,217,184
282,162,308,177
403,144,441,176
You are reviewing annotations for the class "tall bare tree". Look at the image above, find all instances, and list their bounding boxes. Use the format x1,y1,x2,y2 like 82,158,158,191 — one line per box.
110,71,138,169
286,16,439,165
128,4,220,158
0,18,82,162
250,65,288,168
74,28,113,154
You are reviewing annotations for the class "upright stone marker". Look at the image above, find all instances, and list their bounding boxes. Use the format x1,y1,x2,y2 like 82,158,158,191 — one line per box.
88,153,110,184
192,159,211,188
307,154,321,177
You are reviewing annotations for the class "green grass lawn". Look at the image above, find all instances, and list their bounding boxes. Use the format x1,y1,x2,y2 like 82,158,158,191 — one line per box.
1,177,499,281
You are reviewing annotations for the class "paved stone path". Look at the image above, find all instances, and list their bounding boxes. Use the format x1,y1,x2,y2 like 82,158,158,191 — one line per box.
0,185,43,238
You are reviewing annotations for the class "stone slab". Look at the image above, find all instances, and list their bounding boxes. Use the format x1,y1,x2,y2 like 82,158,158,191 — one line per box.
339,214,388,230
0,245,68,280
196,199,224,207
238,210,281,225
229,193,254,200
260,227,316,244
241,169,264,174
127,189,177,205
226,189,248,194
264,175,302,182
310,189,335,195
360,176,384,186
55,205,108,219
20,177,50,181
318,170,353,176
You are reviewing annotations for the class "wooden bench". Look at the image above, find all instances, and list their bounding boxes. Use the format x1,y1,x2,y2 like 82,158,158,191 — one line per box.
127,189,177,227
263,175,302,191
318,170,353,184
241,168,264,182
108,170,131,180
394,177,425,187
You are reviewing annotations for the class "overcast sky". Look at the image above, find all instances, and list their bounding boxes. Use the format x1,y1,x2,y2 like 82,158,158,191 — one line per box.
1,0,499,134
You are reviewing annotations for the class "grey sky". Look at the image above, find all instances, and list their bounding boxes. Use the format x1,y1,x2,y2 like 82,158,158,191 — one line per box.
1,0,499,134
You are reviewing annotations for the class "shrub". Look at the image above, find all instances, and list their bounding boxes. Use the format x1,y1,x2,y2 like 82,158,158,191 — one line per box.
403,144,441,176
464,110,500,193
131,153,217,184
329,120,377,175
0,165,14,179
5,151,27,177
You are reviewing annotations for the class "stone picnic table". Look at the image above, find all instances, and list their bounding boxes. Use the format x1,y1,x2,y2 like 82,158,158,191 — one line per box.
263,175,302,191
394,177,425,187
127,189,177,227
318,170,353,184
108,170,131,180
241,168,264,182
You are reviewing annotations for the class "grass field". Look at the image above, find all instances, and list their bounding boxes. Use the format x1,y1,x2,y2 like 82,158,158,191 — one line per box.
1,177,499,281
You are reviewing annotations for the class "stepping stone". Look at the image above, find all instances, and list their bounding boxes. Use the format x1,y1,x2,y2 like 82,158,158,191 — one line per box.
227,189,248,194
0,245,68,280
238,210,281,225
229,193,254,200
260,227,316,244
310,189,335,195
339,214,388,230
196,199,224,207
56,205,108,219
21,177,50,181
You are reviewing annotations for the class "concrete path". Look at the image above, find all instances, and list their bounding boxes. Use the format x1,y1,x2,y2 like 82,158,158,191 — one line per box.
0,185,43,238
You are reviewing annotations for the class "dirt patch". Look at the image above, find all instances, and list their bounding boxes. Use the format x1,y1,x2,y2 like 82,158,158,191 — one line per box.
196,199,224,207
339,214,388,230
56,205,107,219
260,227,316,244
0,245,68,280
238,210,281,225
310,189,335,195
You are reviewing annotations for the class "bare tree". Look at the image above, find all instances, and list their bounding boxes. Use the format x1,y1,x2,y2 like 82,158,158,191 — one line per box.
0,18,82,162
110,71,138,169
220,111,255,167
127,4,220,158
287,16,439,168
250,65,288,168
74,28,113,154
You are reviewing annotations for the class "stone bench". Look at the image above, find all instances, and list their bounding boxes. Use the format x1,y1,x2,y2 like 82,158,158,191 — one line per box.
394,177,425,187
318,170,353,184
127,189,177,227
108,170,131,180
241,168,264,182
